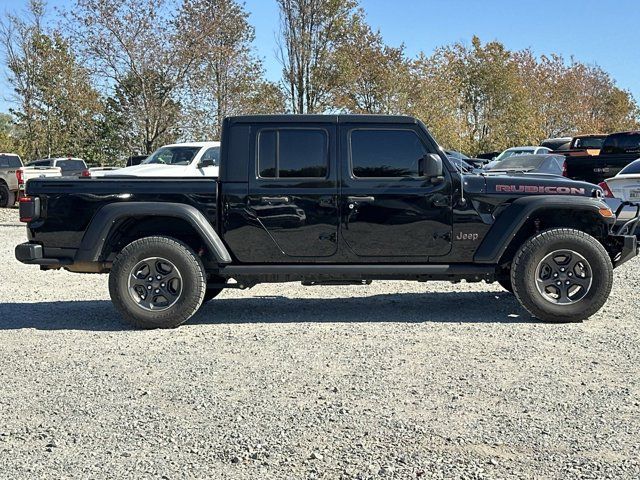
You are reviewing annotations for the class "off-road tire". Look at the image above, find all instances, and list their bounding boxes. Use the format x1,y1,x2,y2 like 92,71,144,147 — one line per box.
109,236,206,329
0,184,15,208
511,228,613,323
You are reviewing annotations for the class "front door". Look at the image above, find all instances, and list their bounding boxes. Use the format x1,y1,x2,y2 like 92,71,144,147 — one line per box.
247,124,339,260
340,125,453,258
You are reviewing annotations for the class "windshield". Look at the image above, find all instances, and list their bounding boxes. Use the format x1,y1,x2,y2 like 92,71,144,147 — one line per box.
601,133,640,154
619,159,640,175
573,137,605,149
496,148,535,161
143,146,201,166
490,155,545,170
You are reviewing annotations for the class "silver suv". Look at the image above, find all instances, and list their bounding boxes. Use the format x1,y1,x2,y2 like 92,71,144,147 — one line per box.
0,153,23,207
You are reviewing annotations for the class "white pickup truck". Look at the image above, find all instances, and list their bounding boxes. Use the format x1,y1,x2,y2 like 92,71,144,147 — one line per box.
17,165,62,197
0,153,23,207
93,142,220,178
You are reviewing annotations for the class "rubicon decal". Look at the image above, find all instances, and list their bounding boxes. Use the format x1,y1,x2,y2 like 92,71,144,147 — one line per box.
495,185,586,195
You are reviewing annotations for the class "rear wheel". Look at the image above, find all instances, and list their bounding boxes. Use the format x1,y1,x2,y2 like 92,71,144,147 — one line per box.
109,236,206,329
511,228,613,323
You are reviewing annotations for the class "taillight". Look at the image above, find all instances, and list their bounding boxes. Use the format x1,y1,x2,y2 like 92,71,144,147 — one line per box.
81,169,91,177
598,181,614,198
561,161,567,177
19,196,40,223
16,168,23,184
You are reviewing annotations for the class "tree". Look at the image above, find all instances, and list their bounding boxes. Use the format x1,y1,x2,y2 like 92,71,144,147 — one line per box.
179,0,285,140
1,0,102,161
409,37,639,155
67,0,214,153
0,113,21,154
276,0,358,113
331,19,411,114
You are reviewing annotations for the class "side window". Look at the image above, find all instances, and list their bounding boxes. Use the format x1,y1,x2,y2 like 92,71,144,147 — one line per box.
258,129,328,178
350,129,428,178
201,147,220,165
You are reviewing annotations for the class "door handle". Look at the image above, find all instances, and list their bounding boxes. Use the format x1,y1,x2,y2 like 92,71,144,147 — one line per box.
347,196,375,203
261,196,290,204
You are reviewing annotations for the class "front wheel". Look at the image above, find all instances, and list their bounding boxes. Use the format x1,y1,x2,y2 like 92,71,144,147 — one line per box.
511,228,613,323
109,236,207,329
0,185,16,208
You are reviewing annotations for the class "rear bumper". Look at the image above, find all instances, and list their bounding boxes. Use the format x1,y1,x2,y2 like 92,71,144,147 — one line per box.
15,242,73,266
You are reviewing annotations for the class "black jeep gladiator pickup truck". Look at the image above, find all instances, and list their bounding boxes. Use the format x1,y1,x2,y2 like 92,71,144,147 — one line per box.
15,115,639,328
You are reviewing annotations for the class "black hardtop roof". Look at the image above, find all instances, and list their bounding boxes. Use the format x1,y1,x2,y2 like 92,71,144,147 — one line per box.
225,114,419,125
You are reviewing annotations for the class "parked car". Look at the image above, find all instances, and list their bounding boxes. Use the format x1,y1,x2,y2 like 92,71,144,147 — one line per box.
598,158,640,201
495,146,553,161
17,165,62,197
0,153,23,207
445,150,487,169
564,131,640,184
486,154,567,176
564,134,607,157
541,137,572,152
94,142,220,178
27,158,88,177
16,114,638,329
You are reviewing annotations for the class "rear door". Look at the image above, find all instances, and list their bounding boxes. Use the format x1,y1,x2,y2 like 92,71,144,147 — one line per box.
246,122,339,260
339,124,453,259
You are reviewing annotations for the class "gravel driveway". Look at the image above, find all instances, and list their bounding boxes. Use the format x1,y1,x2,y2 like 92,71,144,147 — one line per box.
1,207,639,479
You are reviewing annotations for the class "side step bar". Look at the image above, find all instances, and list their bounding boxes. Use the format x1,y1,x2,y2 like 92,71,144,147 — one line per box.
219,264,494,276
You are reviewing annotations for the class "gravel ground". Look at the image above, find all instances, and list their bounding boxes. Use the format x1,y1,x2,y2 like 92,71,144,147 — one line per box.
1,206,639,479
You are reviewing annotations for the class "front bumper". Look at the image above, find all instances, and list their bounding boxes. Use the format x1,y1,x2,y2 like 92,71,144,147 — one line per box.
610,234,638,267
15,242,72,266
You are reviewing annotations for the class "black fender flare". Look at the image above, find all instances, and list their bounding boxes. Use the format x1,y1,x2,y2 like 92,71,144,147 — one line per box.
473,195,613,264
74,202,232,264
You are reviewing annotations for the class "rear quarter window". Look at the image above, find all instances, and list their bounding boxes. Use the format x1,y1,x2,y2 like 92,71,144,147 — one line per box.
57,160,87,169
601,133,640,154
0,154,23,168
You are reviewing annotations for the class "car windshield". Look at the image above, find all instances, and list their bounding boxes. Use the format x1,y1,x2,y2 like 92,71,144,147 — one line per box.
490,155,545,170
143,146,201,166
496,148,535,161
619,159,640,175
574,137,605,149
601,133,640,154
0,154,22,168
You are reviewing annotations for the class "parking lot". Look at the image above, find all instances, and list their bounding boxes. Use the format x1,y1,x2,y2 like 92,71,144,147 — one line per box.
1,206,639,479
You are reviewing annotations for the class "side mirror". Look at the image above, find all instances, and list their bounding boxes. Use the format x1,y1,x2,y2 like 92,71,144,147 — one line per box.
421,153,444,183
198,158,216,169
